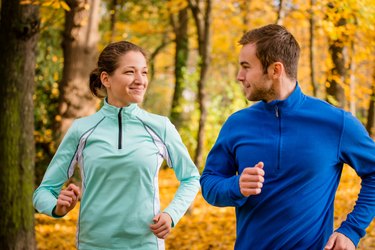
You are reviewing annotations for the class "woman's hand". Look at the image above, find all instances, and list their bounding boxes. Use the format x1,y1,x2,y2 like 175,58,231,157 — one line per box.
54,183,80,217
149,212,173,239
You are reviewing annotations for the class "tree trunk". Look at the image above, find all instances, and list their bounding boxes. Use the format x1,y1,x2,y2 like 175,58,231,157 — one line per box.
58,0,101,138
349,40,356,115
326,30,346,108
0,1,39,249
109,0,118,42
240,0,251,33
366,71,375,137
276,0,285,25
325,3,347,108
170,6,189,129
189,0,212,169
148,35,170,83
309,0,317,96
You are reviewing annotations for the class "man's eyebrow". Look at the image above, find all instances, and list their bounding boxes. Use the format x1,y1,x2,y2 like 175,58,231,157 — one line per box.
240,61,249,66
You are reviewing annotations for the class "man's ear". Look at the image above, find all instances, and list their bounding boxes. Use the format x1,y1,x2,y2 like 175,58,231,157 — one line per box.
269,62,283,79
100,71,110,88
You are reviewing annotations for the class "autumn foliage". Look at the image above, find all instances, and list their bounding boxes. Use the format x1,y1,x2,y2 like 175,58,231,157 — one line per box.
35,167,374,249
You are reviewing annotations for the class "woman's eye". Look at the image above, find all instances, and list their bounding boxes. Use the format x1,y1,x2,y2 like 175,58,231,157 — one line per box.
125,71,134,75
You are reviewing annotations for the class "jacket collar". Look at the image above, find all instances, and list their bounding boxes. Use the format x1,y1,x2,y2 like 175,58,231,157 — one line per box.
100,98,139,118
261,82,305,113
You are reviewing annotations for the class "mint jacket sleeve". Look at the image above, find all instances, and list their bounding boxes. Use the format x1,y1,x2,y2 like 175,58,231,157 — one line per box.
33,121,80,218
162,118,200,227
337,112,375,246
200,119,247,207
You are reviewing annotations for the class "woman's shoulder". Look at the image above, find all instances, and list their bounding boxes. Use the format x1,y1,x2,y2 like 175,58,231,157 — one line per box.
135,108,171,135
136,108,168,123
71,111,106,133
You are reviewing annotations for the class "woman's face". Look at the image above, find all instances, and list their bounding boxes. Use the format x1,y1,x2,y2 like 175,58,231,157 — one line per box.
102,51,148,107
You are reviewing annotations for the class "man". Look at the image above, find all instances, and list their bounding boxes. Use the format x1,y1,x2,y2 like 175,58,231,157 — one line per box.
200,24,375,249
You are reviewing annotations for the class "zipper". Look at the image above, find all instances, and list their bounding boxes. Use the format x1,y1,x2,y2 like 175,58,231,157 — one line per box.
275,105,281,171
118,108,123,149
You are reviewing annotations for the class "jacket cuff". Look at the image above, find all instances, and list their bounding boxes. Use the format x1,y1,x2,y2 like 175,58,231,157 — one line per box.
162,208,178,228
51,205,64,218
229,175,247,206
336,221,365,247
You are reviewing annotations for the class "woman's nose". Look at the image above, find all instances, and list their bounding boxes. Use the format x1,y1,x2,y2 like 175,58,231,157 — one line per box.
134,72,146,84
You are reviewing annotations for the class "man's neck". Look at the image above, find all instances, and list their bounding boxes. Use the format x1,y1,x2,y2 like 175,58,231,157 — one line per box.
272,78,296,102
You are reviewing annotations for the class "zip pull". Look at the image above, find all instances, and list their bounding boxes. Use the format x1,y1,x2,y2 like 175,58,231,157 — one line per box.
274,105,279,118
118,108,123,149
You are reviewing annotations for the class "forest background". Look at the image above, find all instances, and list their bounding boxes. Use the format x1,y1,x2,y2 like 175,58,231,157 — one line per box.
0,0,374,249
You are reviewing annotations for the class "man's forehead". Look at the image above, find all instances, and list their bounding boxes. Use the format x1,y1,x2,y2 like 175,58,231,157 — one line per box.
239,43,256,61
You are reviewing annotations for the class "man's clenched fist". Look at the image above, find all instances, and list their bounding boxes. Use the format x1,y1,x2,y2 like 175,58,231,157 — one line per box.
239,162,265,197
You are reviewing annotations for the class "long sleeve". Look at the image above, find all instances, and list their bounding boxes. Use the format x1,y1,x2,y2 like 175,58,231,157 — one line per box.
200,118,248,207
33,121,80,217
162,119,200,226
337,112,375,246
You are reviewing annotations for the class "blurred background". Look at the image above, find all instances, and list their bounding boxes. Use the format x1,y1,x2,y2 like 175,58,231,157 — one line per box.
0,0,374,249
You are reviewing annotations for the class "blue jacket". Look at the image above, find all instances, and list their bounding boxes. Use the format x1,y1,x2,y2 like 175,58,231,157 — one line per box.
200,84,375,249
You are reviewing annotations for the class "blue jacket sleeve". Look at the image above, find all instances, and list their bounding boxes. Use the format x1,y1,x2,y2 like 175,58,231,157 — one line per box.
200,119,247,207
337,111,375,246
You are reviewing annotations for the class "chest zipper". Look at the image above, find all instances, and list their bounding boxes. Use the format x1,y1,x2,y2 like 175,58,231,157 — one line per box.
275,105,279,117
275,105,281,171
118,108,123,149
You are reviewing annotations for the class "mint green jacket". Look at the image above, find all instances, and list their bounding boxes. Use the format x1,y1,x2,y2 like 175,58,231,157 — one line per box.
33,101,200,250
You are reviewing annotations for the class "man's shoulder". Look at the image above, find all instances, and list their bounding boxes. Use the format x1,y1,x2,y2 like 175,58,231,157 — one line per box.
228,102,263,120
303,95,345,115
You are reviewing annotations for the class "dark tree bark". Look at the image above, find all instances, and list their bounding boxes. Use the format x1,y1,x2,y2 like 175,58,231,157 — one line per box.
170,6,189,129
58,0,101,139
366,71,375,137
276,0,285,25
240,0,251,33
188,0,212,168
326,26,346,108
148,34,170,83
309,0,317,96
109,0,118,42
325,3,347,108
0,1,39,249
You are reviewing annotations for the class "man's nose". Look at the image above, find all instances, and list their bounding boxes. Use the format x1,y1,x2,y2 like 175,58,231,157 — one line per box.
236,70,244,82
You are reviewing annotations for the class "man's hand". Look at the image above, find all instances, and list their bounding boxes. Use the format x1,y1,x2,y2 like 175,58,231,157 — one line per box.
54,183,80,217
150,213,172,239
324,232,355,250
239,162,265,197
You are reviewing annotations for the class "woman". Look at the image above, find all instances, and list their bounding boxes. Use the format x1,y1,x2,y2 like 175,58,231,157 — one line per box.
33,41,200,250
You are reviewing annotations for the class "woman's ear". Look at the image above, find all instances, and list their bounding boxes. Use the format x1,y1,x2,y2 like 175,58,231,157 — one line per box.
100,71,110,88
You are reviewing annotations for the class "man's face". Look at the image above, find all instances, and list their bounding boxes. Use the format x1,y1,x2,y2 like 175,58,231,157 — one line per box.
237,43,276,102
